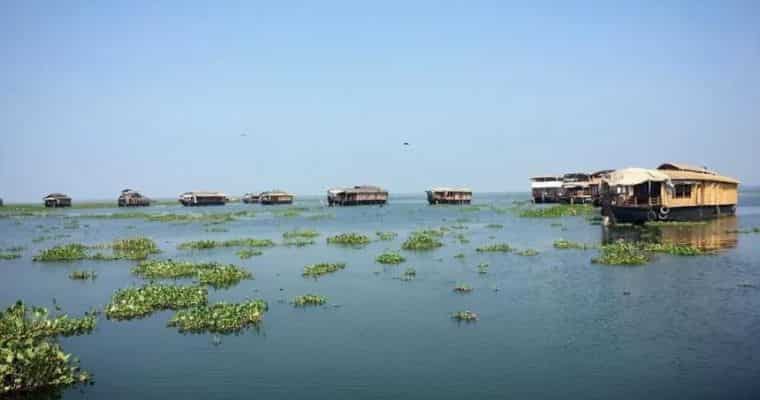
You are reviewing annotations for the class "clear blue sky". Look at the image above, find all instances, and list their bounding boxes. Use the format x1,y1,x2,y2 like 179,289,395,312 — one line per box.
1,1,758,202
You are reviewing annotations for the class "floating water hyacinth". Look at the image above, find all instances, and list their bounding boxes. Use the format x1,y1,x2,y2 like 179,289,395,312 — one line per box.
197,265,253,289
454,253,465,259
33,237,159,262
401,232,443,251
553,239,591,250
111,237,160,260
519,204,594,218
516,249,539,256
237,248,263,259
302,262,346,278
476,243,512,252
33,244,88,262
283,238,316,247
592,242,649,265
376,252,406,264
0,251,21,260
69,270,97,280
0,302,96,396
451,310,478,322
375,231,398,241
178,237,275,250
641,243,705,256
326,233,370,246
283,229,320,239
105,284,208,320
167,300,268,334
292,294,328,307
132,260,251,288
477,263,489,274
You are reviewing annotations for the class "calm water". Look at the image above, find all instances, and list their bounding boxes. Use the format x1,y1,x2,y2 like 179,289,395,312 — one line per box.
2,192,760,399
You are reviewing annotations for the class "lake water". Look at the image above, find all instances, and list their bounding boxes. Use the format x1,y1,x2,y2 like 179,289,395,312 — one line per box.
2,192,759,399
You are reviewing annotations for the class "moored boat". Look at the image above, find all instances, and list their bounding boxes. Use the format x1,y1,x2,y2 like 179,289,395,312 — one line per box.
118,189,150,207
43,193,72,208
560,173,592,204
426,187,472,205
178,191,228,206
259,190,294,205
530,176,563,203
327,185,388,206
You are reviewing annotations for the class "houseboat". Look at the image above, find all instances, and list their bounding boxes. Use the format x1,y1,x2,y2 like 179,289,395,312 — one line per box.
426,187,472,205
259,190,295,205
530,176,563,203
178,191,228,206
0,197,3,207
327,185,388,206
559,173,592,204
604,163,739,223
118,189,150,207
242,193,260,204
589,170,614,206
43,193,72,208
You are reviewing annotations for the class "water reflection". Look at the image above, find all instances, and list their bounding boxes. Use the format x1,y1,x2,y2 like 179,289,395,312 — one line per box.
603,216,739,251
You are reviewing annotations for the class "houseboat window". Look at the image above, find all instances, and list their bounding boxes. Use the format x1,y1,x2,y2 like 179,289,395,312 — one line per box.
674,184,692,199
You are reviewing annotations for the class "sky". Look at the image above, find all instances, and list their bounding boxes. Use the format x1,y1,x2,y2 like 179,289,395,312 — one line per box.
1,1,758,202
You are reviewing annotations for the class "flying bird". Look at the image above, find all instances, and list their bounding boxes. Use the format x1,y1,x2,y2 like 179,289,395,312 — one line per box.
403,142,409,146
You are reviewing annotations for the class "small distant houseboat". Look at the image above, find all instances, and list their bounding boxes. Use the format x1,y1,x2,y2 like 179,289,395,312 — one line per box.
589,170,614,206
530,176,563,203
259,190,294,205
43,193,72,208
118,189,150,207
604,163,739,223
426,187,472,205
242,193,260,204
560,173,592,204
327,186,388,206
178,191,228,206
0,197,3,207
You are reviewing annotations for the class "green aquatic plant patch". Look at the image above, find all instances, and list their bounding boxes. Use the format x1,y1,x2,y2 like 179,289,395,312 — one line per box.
303,262,346,278
451,310,478,322
376,231,398,241
401,268,416,281
105,284,208,320
0,302,96,396
284,238,316,247
292,294,328,307
167,300,268,334
178,237,275,250
326,233,370,246
283,229,320,239
33,244,88,262
476,243,512,252
519,204,594,218
485,224,503,229
132,260,251,288
516,249,539,256
642,243,705,256
111,237,159,260
376,252,406,264
477,263,489,274
553,239,591,250
69,270,97,280
197,265,253,289
592,242,650,266
454,253,465,259
402,232,443,251
0,251,21,260
237,249,263,259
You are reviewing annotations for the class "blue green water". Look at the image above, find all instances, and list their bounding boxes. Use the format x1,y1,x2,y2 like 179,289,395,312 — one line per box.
2,192,759,399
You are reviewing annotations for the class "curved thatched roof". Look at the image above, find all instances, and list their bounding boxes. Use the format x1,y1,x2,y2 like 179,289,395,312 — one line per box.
657,163,739,184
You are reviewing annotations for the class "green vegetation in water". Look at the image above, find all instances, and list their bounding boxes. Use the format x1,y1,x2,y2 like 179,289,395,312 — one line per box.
450,224,468,230
0,301,96,396
553,239,592,250
111,237,160,260
303,262,346,278
451,310,478,322
401,232,443,251
283,229,320,239
132,260,252,288
375,231,398,241
273,208,303,218
68,270,97,280
292,294,328,307
376,252,406,264
168,300,268,334
178,237,275,250
401,268,416,281
642,243,705,256
519,204,594,218
105,284,208,320
456,234,470,244
476,243,512,252
454,253,465,259
516,249,539,256
453,283,473,293
485,223,504,229
326,233,370,247
237,249,263,259
283,238,316,247
477,263,489,274
33,244,88,262
646,220,707,227
0,251,21,260
592,242,650,265
205,227,228,233
307,212,335,220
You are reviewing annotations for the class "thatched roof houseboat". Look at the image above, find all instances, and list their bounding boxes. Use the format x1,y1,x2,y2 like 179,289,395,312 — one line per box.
118,189,150,207
327,185,388,206
530,176,563,203
43,193,72,208
178,191,228,206
426,187,472,205
603,163,739,223
560,173,592,204
242,193,260,204
260,190,294,205
589,170,614,206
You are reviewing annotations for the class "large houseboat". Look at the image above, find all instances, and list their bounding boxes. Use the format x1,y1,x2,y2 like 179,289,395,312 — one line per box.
589,170,614,206
178,191,228,206
604,163,739,223
559,173,592,204
43,193,72,208
259,190,294,205
327,186,388,206
242,193,260,204
426,187,472,205
118,189,150,207
530,176,563,203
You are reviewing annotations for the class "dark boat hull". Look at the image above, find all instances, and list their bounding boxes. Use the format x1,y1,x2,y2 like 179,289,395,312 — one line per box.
532,197,559,204
328,199,387,206
261,200,294,205
611,205,736,224
427,199,471,205
179,200,227,206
